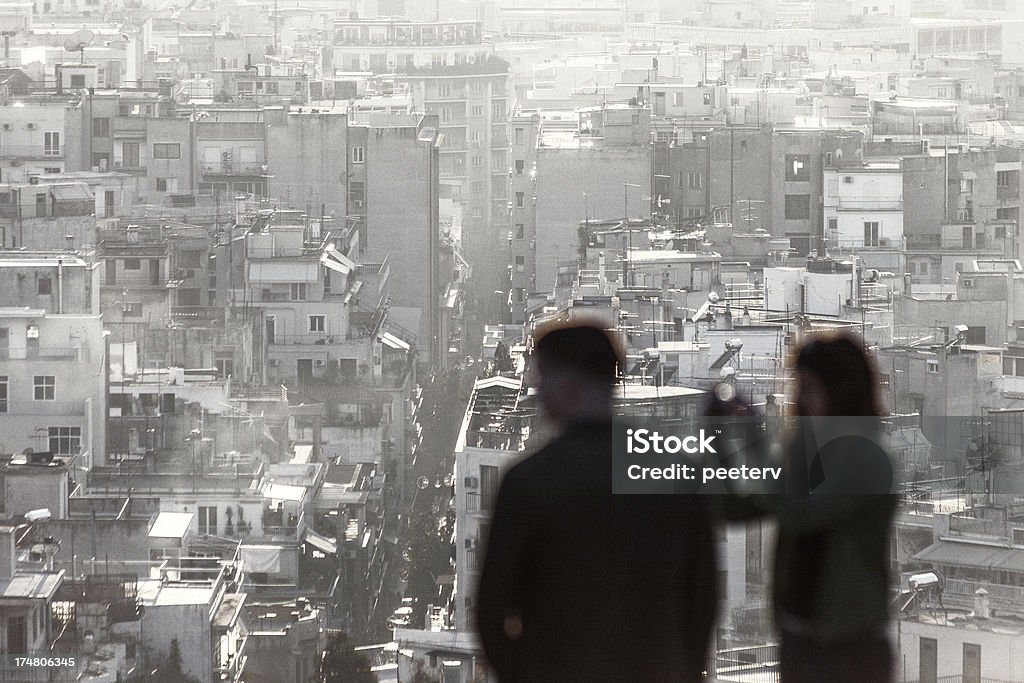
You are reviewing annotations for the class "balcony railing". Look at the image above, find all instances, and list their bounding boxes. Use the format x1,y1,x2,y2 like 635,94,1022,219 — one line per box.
834,198,903,211
0,145,63,158
0,400,87,417
0,347,88,361
201,161,266,176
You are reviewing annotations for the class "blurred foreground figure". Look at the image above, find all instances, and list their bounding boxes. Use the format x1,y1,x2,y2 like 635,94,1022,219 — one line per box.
722,333,896,683
477,323,717,682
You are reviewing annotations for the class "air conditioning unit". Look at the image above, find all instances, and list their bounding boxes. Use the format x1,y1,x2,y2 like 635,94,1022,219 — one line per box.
963,279,974,288
353,199,364,208
464,538,478,550
315,359,326,367
843,176,854,183
1,123,10,131
27,123,36,130
269,358,280,366
879,238,891,247
464,476,478,488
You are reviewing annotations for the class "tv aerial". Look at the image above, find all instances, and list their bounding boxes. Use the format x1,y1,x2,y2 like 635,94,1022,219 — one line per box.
63,29,95,64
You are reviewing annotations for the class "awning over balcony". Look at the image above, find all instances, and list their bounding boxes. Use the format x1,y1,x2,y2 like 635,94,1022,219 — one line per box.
50,183,93,202
380,331,410,350
304,528,337,555
915,540,1024,571
250,261,318,283
261,482,305,502
321,244,356,275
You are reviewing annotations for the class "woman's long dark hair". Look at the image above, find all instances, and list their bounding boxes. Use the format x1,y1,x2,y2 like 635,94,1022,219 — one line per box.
793,333,883,418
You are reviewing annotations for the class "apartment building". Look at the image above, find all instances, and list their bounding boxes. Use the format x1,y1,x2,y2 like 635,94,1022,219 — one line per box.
328,18,510,319
0,251,105,469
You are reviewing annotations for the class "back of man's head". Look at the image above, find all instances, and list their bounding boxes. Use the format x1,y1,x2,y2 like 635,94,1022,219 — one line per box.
533,323,623,389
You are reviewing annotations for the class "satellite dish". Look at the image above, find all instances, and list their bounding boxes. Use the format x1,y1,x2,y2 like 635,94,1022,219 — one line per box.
63,29,95,63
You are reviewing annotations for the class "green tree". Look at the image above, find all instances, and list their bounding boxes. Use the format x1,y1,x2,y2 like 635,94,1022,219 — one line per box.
319,631,378,683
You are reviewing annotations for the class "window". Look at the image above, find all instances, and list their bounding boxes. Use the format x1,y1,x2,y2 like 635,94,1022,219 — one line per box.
515,255,525,267
92,117,110,137
290,283,307,300
34,376,55,401
7,615,27,654
864,221,880,247
121,141,139,167
48,427,81,455
309,315,325,332
438,82,451,98
828,217,838,232
70,74,85,87
784,194,811,220
216,358,234,379
198,506,218,535
481,465,500,511
515,287,525,302
471,105,484,117
265,81,279,94
515,192,525,208
960,178,974,194
998,170,1013,188
920,261,929,275
351,146,365,164
348,181,365,207
441,107,452,123
0,376,7,413
514,128,524,145
688,171,703,189
703,92,712,105
997,225,1008,239
155,178,178,193
123,258,140,270
472,156,483,168
927,359,939,373
153,143,181,159
785,154,811,181
44,132,60,156
515,159,524,175
37,277,52,295
515,223,524,239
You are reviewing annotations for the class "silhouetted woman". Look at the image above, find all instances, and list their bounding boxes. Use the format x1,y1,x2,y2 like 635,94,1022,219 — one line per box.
718,333,897,682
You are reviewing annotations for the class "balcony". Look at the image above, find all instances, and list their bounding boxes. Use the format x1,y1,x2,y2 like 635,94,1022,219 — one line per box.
260,509,306,541
0,346,89,361
0,144,63,159
201,161,266,177
0,400,88,417
834,198,903,211
270,333,349,346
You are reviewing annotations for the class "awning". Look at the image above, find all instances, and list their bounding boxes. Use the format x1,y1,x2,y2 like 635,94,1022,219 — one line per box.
262,482,305,502
239,545,281,573
915,540,1024,572
50,183,93,202
380,332,411,350
304,529,337,555
960,171,978,180
321,244,356,275
148,512,193,539
249,261,318,283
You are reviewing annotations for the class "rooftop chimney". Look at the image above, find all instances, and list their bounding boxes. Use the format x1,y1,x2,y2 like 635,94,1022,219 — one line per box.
974,588,990,619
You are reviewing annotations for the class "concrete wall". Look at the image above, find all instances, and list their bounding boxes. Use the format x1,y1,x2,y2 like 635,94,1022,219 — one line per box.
534,145,650,291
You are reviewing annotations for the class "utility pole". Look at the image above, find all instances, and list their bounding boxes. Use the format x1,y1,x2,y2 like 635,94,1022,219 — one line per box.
624,182,641,287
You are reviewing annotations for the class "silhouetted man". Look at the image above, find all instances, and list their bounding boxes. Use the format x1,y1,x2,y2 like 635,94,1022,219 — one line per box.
476,323,717,681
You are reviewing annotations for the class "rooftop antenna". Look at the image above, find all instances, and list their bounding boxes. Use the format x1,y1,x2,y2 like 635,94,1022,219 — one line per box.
63,29,94,64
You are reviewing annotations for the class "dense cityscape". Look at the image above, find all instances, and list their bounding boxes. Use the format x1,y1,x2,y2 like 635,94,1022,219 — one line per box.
1,0,1024,680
